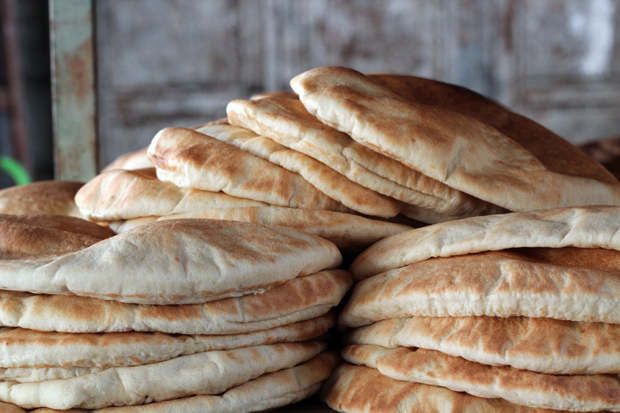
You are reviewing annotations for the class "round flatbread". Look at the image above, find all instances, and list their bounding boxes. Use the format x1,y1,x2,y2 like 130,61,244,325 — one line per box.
322,363,553,413
291,66,620,213
0,341,327,410
0,311,335,370
0,270,351,334
343,344,620,412
341,249,620,327
148,127,348,212
347,316,620,374
0,219,342,305
75,168,267,222
227,96,502,223
0,181,84,218
350,205,620,280
110,207,412,253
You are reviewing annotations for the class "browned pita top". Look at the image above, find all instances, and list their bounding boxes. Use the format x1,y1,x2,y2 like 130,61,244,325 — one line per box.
370,74,616,185
0,181,84,217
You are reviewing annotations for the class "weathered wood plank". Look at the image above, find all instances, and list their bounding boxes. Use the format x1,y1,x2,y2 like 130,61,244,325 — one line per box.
94,0,620,168
50,0,98,181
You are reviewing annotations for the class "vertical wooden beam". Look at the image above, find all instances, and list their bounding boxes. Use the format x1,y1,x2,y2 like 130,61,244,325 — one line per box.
49,0,98,181
1,0,30,175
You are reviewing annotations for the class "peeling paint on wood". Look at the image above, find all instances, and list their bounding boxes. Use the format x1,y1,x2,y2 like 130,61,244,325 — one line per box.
50,0,98,181
94,0,620,166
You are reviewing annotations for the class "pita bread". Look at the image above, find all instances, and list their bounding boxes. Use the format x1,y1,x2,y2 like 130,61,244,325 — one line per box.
347,316,620,374
0,402,28,413
227,97,503,223
0,341,326,410
0,213,115,240
0,219,342,305
351,205,620,280
340,249,620,327
344,344,620,412
0,181,84,218
322,364,553,413
369,73,618,189
24,351,339,413
0,311,335,370
110,207,412,253
0,269,350,334
291,66,620,212
0,215,113,260
0,320,335,382
102,148,153,173
194,122,400,218
75,168,267,222
148,127,348,212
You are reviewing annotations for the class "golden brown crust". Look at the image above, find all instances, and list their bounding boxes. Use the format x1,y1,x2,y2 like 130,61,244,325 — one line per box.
0,181,84,218
75,168,267,222
322,364,553,412
0,214,114,260
369,74,617,185
195,122,399,218
291,67,620,212
227,96,502,223
341,249,620,327
343,344,620,412
148,127,348,212
348,316,620,374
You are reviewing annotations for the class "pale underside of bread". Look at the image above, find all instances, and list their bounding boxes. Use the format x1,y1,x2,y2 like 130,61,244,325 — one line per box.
226,97,502,223
350,205,620,280
0,219,342,305
0,269,351,334
0,341,327,410
340,250,620,327
347,316,620,374
321,363,554,413
290,66,620,213
148,126,348,212
75,168,267,222
344,344,620,412
0,311,335,370
22,351,339,413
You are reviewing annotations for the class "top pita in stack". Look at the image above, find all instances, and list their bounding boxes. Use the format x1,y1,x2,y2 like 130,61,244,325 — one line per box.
0,213,350,411
290,66,620,213
321,206,620,412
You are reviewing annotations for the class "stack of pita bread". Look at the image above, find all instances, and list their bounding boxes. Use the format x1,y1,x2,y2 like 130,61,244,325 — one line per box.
322,205,620,412
0,213,350,411
79,68,620,254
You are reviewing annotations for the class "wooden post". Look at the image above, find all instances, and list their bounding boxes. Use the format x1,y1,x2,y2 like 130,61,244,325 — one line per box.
49,0,98,181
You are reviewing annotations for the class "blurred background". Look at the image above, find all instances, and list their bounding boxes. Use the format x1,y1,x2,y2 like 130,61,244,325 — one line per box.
1,0,619,187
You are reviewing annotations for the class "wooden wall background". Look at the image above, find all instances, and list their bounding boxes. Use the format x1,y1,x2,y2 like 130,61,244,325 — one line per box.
95,0,620,168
